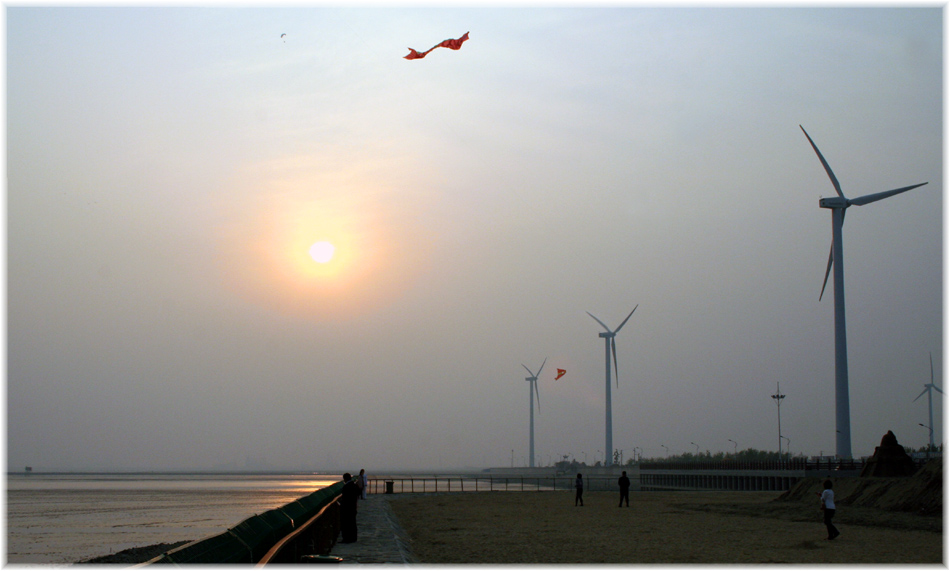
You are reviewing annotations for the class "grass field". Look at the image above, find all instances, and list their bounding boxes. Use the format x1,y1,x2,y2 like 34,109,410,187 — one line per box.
387,490,942,564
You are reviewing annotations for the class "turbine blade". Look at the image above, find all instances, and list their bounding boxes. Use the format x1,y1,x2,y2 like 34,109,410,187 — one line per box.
586,311,611,332
849,183,928,206
931,352,934,384
800,125,844,198
522,364,533,376
819,243,833,301
933,385,944,395
537,357,547,378
615,305,639,333
535,379,541,412
914,387,928,402
611,338,619,389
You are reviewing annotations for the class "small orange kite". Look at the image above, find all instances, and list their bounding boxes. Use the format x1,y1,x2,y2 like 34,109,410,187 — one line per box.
555,369,566,380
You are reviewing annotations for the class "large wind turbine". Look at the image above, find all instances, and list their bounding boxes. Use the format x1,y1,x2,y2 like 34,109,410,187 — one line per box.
800,125,928,459
914,352,943,454
522,358,546,469
586,306,638,467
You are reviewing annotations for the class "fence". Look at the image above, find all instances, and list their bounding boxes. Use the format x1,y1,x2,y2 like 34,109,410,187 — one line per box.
640,458,864,471
640,457,930,472
365,476,625,494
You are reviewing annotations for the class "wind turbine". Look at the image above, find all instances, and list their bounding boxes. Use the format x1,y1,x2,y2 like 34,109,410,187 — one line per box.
586,306,638,467
914,352,943,455
522,358,546,469
800,125,928,459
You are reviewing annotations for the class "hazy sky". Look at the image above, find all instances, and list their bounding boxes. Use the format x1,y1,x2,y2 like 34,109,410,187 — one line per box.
7,6,943,472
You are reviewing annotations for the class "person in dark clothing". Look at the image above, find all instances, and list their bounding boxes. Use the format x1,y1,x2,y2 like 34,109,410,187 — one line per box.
574,473,584,506
339,472,361,543
618,470,631,507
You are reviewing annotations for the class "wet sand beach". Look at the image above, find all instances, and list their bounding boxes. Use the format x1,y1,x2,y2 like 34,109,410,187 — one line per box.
386,491,942,564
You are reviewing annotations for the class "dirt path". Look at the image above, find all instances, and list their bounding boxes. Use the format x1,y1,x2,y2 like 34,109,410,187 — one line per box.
387,491,943,564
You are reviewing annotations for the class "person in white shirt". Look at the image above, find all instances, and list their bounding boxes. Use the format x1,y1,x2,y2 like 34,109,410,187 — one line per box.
819,479,840,540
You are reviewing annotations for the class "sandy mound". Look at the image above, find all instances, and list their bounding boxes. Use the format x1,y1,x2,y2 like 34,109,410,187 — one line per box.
777,458,942,516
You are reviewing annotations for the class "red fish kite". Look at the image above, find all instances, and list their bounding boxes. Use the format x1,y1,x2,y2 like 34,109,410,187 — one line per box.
555,369,566,381
404,32,469,60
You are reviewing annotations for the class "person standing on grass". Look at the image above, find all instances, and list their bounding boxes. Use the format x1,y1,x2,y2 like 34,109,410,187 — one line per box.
618,470,630,507
574,473,584,506
818,479,840,540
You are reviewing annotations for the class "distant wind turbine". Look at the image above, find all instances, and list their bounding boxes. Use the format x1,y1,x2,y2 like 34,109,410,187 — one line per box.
586,306,638,467
914,352,943,455
522,358,546,469
800,125,928,459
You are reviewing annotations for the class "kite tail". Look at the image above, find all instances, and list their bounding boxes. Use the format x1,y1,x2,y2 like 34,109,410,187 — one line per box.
404,48,427,60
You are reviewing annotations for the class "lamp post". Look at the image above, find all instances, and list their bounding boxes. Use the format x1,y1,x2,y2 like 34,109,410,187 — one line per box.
771,382,786,456
782,436,791,460
919,423,934,458
661,444,669,457
690,442,700,455
728,439,738,456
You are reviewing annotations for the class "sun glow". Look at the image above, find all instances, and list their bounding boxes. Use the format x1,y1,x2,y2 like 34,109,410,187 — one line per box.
309,241,335,263
215,154,435,320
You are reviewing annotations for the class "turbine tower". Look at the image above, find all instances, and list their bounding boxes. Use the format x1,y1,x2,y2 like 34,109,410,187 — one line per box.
914,352,943,455
800,125,928,459
586,306,638,467
522,358,546,469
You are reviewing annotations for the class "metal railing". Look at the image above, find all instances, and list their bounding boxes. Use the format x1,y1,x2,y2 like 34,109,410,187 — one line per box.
366,476,625,494
640,459,863,471
639,458,931,472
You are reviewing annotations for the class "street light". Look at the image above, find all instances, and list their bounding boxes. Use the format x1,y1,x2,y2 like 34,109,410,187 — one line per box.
919,423,934,458
661,444,669,457
782,436,791,460
728,439,738,456
690,442,700,455
771,382,786,456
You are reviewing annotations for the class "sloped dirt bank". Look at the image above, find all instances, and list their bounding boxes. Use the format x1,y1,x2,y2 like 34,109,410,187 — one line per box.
777,458,942,517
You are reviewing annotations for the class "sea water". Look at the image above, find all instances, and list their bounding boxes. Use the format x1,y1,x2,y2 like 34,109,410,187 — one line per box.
5,472,339,564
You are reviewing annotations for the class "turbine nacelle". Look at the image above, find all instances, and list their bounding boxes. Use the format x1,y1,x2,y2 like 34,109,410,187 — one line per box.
819,196,849,209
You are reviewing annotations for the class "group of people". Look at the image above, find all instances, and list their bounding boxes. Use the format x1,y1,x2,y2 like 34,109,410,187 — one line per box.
573,471,631,507
574,471,840,541
339,469,368,544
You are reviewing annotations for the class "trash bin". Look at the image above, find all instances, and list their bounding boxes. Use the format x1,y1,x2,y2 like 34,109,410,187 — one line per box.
385,480,394,494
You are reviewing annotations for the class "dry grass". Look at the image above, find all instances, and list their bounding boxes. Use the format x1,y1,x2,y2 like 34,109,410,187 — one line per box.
387,491,943,564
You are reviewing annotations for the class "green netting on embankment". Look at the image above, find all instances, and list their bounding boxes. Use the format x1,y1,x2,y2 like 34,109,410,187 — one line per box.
148,480,344,564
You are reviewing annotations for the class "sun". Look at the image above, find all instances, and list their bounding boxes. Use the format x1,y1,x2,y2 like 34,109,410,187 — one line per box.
309,241,336,263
